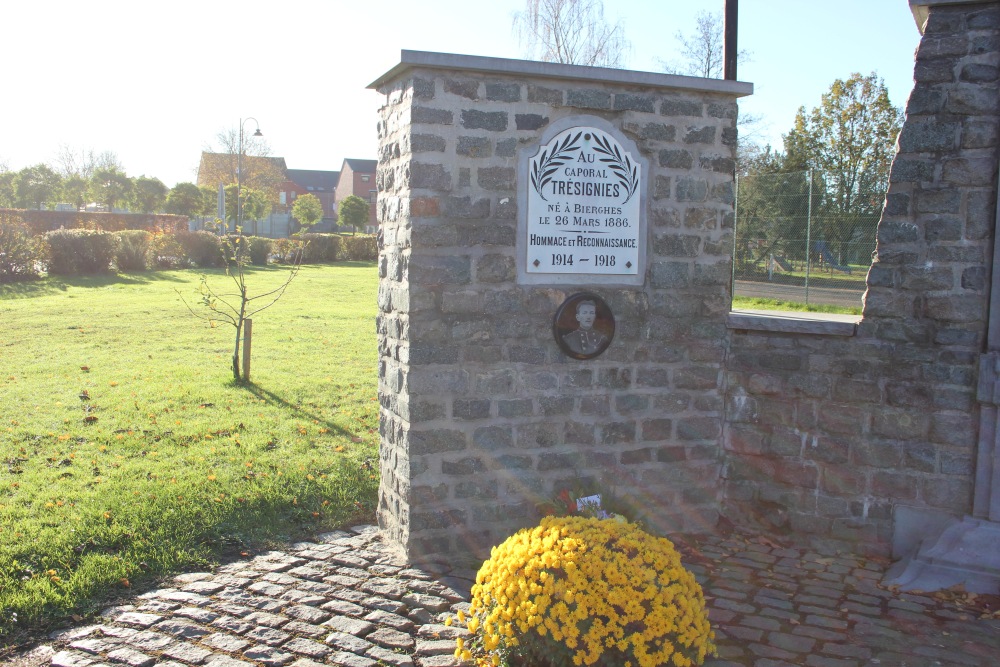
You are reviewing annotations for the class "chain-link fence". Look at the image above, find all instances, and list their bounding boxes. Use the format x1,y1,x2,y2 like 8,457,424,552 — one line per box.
733,170,882,311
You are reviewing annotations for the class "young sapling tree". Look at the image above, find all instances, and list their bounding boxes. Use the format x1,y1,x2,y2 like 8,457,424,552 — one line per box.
177,232,302,382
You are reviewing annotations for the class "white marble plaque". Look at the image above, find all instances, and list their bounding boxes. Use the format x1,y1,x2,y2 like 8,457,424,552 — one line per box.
525,127,641,276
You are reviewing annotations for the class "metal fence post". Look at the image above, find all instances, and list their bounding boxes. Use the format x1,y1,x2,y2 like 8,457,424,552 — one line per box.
805,169,813,305
733,174,740,302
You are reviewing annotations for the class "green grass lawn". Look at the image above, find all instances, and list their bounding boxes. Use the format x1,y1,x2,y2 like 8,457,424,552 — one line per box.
0,263,379,645
731,295,862,316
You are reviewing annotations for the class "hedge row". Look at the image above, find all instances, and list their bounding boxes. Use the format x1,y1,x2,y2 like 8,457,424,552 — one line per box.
0,208,189,236
0,222,377,282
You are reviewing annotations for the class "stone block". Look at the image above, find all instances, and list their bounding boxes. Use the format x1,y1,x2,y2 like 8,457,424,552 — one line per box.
485,82,521,102
410,162,452,190
962,266,987,291
460,110,507,131
411,134,446,153
442,195,490,219
456,136,491,158
675,177,709,202
642,418,673,441
945,86,999,115
493,138,516,158
411,106,453,125
567,88,612,110
942,157,998,186
924,294,984,322
961,120,998,149
658,149,694,169
455,479,498,499
453,399,491,420
537,451,581,471
601,421,636,444
920,477,972,512
660,97,703,117
889,158,935,183
906,86,946,115
528,85,563,105
477,166,516,191
700,154,735,173
445,78,479,99
726,424,766,455
683,126,717,144
496,398,533,418
515,113,548,130
903,442,937,473
476,254,515,283
408,430,466,456
872,409,930,441
676,417,720,441
614,93,655,112
929,412,976,447
408,255,470,285
960,63,1000,83
898,120,959,152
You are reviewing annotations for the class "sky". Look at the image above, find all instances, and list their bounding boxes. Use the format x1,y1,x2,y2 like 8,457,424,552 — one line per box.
1,0,923,189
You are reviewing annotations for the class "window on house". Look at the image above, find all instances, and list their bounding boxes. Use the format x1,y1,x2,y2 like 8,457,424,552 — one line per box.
369,190,377,204
361,175,370,182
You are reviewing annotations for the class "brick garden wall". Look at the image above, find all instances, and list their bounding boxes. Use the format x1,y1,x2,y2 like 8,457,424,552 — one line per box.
722,1,1000,556
373,53,749,564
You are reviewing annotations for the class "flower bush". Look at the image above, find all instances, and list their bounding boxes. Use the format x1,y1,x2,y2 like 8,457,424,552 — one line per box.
461,516,715,667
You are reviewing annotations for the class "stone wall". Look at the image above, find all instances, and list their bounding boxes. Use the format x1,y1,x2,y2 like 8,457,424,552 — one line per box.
373,53,750,564
722,1,1000,555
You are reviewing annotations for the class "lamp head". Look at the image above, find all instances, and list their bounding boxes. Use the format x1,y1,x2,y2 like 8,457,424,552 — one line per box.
253,128,263,137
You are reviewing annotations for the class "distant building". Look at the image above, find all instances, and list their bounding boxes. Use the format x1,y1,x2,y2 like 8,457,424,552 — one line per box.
334,159,378,231
283,169,340,231
193,152,376,236
196,152,289,194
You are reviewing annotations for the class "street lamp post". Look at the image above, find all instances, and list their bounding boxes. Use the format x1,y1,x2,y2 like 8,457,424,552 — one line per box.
237,117,262,235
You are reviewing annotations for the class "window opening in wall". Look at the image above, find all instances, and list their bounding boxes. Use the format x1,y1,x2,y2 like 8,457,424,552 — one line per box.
732,169,880,316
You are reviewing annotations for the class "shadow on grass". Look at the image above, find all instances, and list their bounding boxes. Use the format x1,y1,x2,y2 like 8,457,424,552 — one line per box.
0,271,191,299
240,381,355,438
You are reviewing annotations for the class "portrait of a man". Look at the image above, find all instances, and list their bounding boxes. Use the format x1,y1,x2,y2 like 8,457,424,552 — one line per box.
553,293,614,360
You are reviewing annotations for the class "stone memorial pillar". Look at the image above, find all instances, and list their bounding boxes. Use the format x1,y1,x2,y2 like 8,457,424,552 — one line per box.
370,51,751,565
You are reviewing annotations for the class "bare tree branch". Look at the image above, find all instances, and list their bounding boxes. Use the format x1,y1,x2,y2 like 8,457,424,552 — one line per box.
513,0,630,68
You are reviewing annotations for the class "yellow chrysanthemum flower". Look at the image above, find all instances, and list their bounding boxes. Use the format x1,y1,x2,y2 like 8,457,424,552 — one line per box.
461,516,716,666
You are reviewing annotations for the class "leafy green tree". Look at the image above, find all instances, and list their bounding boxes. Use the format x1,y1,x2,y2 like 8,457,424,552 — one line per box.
337,195,370,235
166,182,207,217
291,193,324,233
782,72,902,258
0,169,16,208
89,167,133,212
199,185,220,217
62,175,89,211
130,176,168,213
15,164,62,209
223,184,271,232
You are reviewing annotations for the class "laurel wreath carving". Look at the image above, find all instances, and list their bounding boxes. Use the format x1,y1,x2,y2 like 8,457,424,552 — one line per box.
530,129,639,204
591,131,640,204
530,131,582,201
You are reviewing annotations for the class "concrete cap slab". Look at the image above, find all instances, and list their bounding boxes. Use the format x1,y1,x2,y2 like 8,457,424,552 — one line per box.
368,49,754,97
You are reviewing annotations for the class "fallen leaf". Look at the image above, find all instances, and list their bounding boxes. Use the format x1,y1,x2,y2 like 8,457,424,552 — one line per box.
80,366,90,372
84,415,99,423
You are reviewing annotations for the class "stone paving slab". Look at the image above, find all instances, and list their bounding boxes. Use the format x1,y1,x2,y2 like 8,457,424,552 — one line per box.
35,525,1000,667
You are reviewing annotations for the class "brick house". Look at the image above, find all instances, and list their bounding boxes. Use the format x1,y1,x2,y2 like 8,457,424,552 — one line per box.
334,158,378,231
283,169,340,231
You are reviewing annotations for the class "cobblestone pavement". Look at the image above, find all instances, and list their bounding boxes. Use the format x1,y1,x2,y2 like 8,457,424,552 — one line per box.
31,525,1000,667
